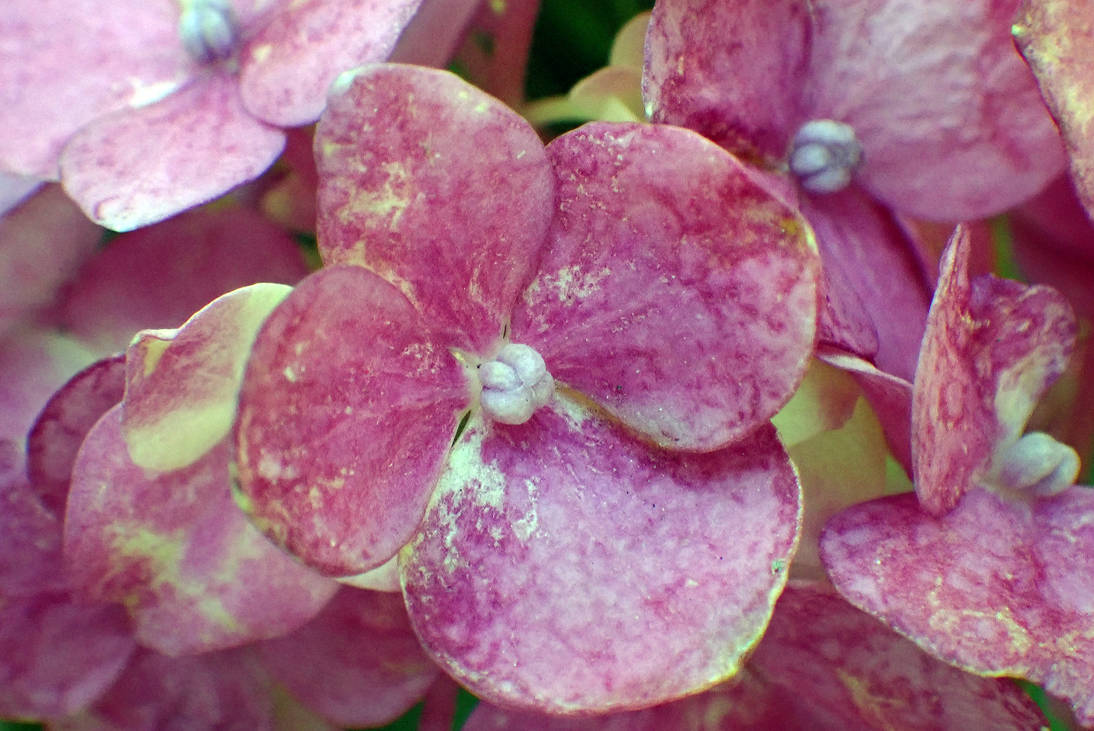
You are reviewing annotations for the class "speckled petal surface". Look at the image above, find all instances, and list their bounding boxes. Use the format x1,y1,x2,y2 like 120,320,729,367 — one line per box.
26,355,125,518
258,587,439,727
315,64,553,352
239,0,422,127
643,0,810,163
60,74,285,231
400,399,801,714
0,0,189,178
912,228,1076,514
65,406,337,656
121,283,291,472
235,265,469,576
56,203,309,354
1015,0,1094,220
820,487,1094,726
513,123,818,451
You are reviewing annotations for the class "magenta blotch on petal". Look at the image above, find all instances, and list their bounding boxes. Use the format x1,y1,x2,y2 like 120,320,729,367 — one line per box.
513,122,819,451
235,266,469,577
400,401,801,713
315,64,554,352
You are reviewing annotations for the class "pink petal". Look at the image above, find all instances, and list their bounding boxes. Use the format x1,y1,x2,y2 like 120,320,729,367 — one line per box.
0,173,42,217
0,466,65,597
912,228,1077,515
513,123,819,451
401,401,801,713
315,64,554,352
121,283,292,471
65,406,337,656
644,0,810,162
56,203,309,354
442,0,541,106
1015,0,1094,221
235,266,469,576
238,0,423,127
387,0,479,69
60,74,285,231
258,587,439,726
0,0,190,178
0,185,101,337
801,189,931,382
821,487,1094,726
26,355,125,518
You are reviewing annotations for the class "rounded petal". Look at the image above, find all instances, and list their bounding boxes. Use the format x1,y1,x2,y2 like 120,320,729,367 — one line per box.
315,64,554,352
513,123,819,451
60,74,285,231
235,266,469,576
401,400,801,713
66,406,337,656
238,0,423,127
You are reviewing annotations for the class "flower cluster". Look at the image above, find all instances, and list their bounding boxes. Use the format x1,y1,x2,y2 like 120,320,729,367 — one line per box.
2,0,1094,729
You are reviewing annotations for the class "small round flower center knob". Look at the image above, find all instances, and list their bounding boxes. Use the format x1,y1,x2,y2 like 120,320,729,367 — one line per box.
996,431,1080,497
789,119,862,194
478,343,555,425
179,0,239,64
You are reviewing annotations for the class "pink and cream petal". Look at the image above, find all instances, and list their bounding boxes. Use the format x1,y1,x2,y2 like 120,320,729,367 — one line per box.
513,123,819,451
913,228,1077,514
65,407,337,656
258,587,440,727
235,266,469,577
821,487,1094,727
238,0,423,128
59,74,285,231
315,64,554,352
400,400,801,713
121,283,292,472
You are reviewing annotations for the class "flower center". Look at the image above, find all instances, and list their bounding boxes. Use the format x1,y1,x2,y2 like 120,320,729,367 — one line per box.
477,343,555,425
996,431,1080,497
789,119,862,194
179,0,239,64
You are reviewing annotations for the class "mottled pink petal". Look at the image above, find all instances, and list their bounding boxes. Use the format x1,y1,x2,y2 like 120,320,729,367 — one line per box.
0,592,134,721
821,487,1094,726
444,0,541,106
60,74,285,231
0,466,65,597
0,185,100,337
0,0,190,179
315,64,554,352
913,228,1077,514
26,355,125,518
644,0,811,162
56,203,309,354
122,283,291,471
514,123,819,451
801,189,931,382
238,0,422,127
66,406,337,656
401,400,801,713
235,266,469,576
259,587,439,726
1015,0,1094,221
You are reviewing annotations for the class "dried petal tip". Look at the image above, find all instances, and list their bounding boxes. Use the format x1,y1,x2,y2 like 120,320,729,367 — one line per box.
789,119,862,194
478,343,554,425
996,431,1080,497
179,0,239,64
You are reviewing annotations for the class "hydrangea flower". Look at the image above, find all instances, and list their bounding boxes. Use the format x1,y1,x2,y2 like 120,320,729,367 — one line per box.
820,228,1094,724
0,0,432,230
233,63,821,712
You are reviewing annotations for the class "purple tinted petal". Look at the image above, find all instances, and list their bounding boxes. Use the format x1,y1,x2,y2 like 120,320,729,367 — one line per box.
315,64,553,352
66,406,337,656
238,0,423,127
401,402,801,713
821,487,1094,727
0,466,65,597
259,587,439,726
514,123,819,451
235,266,469,576
60,74,285,231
